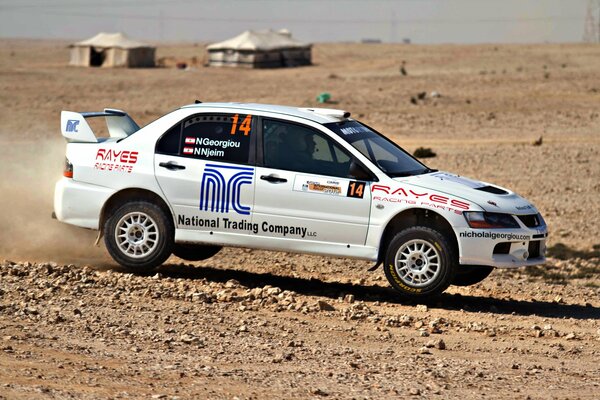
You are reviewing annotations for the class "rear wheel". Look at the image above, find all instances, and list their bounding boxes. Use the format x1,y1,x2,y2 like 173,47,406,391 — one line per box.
384,226,455,299
104,201,174,272
173,244,222,261
451,265,494,286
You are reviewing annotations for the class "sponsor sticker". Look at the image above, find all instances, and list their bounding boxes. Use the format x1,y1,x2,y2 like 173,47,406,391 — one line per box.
516,204,533,210
308,182,341,194
199,164,254,215
181,137,244,159
459,231,530,241
293,176,366,199
293,175,348,197
372,184,471,214
339,125,371,136
94,148,138,173
65,119,80,133
177,214,316,238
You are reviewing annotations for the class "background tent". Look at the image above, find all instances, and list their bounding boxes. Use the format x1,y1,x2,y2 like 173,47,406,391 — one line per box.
207,30,311,68
69,32,155,68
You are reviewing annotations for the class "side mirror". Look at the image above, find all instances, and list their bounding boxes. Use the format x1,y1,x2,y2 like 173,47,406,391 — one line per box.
348,160,371,181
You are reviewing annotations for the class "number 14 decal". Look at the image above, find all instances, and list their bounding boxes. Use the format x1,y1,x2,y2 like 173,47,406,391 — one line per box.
230,114,252,136
347,181,366,198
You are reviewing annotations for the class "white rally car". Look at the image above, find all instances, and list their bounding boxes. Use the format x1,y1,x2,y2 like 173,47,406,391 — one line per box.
54,102,548,298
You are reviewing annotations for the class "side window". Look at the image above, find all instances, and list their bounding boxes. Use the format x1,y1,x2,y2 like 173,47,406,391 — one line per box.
354,138,398,171
367,140,396,164
156,123,182,155
179,114,253,164
263,119,352,178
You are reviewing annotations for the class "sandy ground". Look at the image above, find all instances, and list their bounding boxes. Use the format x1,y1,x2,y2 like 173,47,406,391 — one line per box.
0,39,599,399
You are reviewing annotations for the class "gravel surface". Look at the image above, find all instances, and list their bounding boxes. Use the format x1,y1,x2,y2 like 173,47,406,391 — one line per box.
0,255,599,399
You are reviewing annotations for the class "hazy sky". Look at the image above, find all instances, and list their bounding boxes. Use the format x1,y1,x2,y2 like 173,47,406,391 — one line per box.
0,0,591,44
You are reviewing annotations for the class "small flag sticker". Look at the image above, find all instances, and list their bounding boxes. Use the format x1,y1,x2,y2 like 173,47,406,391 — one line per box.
183,147,193,154
184,137,195,144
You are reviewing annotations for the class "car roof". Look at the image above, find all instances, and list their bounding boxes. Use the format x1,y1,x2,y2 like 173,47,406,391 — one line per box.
180,102,349,124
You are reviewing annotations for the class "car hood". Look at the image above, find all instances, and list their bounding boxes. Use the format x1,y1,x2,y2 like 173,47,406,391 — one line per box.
396,171,538,214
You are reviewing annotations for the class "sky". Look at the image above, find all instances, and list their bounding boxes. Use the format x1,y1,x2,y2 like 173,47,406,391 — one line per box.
0,0,593,44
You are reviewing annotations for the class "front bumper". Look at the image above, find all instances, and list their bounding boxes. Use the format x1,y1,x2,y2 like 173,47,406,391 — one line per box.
54,177,114,230
456,227,548,268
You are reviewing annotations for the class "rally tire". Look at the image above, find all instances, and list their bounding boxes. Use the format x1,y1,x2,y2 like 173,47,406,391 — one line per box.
451,265,494,287
384,226,456,299
104,201,174,272
173,244,222,261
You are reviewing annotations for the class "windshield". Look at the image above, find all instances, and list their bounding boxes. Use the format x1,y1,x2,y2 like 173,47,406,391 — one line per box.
324,120,432,177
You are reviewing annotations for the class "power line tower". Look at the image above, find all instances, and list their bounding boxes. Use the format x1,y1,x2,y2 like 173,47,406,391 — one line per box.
583,0,600,42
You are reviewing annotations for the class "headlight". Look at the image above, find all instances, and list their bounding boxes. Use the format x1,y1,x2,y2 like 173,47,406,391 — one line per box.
463,212,519,229
536,213,546,227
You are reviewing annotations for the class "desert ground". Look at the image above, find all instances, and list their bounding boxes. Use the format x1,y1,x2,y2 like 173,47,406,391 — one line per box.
0,39,599,399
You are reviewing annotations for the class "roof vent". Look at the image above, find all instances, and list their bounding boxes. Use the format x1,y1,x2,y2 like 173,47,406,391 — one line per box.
300,107,350,120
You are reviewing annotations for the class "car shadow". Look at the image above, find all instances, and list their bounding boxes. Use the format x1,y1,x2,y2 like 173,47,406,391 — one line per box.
154,263,600,321
547,242,600,260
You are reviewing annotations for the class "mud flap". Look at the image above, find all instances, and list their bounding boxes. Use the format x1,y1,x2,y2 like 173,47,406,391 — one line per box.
367,261,382,272
94,230,103,247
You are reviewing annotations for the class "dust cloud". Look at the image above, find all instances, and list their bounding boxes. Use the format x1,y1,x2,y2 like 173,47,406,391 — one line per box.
0,136,109,265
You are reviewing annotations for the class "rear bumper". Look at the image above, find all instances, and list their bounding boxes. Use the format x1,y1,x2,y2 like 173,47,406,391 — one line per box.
54,178,114,230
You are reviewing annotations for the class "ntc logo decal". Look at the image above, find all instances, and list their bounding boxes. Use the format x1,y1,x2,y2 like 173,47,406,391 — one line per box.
199,164,254,215
66,120,80,133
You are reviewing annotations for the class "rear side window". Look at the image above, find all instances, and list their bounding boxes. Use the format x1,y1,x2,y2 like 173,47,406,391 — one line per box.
182,114,252,163
156,123,181,155
156,114,253,164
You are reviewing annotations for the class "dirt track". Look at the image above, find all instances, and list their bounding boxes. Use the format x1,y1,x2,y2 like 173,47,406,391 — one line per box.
1,40,599,399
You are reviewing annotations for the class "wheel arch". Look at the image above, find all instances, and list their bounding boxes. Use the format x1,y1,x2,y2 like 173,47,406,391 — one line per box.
377,208,459,265
99,188,174,234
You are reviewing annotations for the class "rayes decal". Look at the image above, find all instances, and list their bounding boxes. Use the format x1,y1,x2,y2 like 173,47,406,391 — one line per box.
293,175,366,199
372,185,470,214
177,215,315,238
94,148,139,173
65,119,80,133
199,164,253,215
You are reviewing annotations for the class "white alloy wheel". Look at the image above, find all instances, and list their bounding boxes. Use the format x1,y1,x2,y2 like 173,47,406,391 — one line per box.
115,211,159,258
394,239,441,287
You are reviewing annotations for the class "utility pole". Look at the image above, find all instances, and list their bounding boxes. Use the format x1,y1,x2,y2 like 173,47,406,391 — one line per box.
390,10,397,43
159,9,164,42
583,0,600,42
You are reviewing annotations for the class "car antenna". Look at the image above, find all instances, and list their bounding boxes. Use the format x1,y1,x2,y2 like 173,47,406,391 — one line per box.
195,99,202,104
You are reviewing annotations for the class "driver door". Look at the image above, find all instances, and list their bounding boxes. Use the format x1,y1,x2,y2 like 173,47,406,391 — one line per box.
253,118,372,245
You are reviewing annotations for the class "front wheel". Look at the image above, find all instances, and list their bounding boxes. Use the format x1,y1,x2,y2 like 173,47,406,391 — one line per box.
104,201,174,272
384,226,456,299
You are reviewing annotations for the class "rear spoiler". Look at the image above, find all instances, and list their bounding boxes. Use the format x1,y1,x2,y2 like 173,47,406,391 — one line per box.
60,108,140,143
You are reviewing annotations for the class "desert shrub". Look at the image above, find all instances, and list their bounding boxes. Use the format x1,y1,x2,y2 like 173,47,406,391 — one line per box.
413,147,437,158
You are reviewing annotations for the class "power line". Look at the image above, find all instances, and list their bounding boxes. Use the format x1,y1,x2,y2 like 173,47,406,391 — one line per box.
583,0,600,42
1,8,584,25
0,0,588,9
